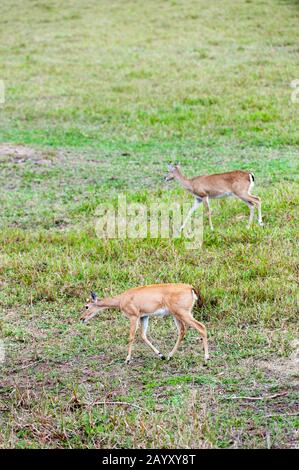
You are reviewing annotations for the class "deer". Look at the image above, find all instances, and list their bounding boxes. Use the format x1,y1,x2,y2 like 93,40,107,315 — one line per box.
164,163,263,230
80,283,209,365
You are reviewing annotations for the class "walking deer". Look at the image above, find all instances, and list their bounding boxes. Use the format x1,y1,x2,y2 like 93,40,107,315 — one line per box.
165,164,263,230
80,283,209,364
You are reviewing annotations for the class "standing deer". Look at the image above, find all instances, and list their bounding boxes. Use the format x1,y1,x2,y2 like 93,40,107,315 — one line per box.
80,283,209,364
164,164,263,230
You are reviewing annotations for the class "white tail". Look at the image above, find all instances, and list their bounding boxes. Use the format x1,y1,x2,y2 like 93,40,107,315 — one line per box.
80,283,208,364
165,164,263,230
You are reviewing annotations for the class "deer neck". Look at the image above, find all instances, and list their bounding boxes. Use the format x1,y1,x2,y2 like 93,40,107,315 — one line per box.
96,294,121,309
175,171,193,191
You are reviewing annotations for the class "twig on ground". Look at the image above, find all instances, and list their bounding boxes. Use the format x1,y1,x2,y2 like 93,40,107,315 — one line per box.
12,359,43,372
222,391,288,401
88,400,148,413
264,411,299,418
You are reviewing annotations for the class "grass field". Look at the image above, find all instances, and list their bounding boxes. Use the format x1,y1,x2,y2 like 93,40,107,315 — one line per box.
0,0,298,449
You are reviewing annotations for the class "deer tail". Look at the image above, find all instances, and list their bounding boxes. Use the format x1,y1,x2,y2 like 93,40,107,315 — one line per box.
192,287,205,308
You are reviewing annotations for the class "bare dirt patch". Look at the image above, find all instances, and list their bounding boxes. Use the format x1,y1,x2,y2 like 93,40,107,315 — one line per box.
258,340,299,387
0,143,53,165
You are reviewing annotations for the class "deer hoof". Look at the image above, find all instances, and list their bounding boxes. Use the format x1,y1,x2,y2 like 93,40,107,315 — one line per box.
158,353,166,360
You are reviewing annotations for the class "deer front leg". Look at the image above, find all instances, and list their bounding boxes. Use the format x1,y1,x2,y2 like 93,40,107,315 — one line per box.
203,196,213,231
140,316,165,359
180,197,202,232
125,316,138,364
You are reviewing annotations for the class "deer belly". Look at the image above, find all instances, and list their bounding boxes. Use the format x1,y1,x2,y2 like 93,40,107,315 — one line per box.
210,192,232,199
147,308,170,318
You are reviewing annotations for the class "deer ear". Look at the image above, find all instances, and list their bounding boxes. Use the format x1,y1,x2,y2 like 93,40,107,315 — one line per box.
90,291,97,302
168,163,175,171
175,162,181,168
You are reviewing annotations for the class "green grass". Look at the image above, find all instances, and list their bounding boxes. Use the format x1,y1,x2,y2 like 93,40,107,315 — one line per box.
0,0,299,146
0,0,298,449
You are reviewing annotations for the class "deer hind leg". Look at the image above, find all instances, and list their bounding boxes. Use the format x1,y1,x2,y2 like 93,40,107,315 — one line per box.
172,309,209,363
202,196,214,231
242,199,255,228
140,316,165,360
255,197,263,226
238,194,263,228
167,317,187,360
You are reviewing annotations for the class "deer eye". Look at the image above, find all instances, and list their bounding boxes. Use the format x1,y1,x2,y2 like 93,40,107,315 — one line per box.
85,306,89,309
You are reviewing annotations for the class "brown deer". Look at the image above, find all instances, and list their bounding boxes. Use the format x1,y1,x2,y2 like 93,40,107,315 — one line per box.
80,283,208,364
165,164,263,230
